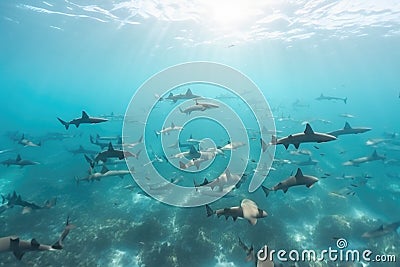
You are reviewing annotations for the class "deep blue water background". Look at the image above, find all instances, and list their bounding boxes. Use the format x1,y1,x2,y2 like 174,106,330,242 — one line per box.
0,1,399,266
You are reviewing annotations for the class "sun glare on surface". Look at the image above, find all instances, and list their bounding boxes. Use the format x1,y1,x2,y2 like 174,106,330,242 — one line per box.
203,0,262,29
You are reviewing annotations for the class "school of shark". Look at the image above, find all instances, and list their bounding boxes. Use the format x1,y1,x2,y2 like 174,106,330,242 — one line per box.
1,85,399,267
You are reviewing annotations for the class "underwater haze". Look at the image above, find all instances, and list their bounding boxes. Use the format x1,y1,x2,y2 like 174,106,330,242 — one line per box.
0,0,400,266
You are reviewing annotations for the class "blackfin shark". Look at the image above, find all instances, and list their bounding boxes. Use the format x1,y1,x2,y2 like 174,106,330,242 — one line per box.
57,111,108,130
165,88,200,103
206,199,267,225
68,145,98,155
262,168,318,194
343,150,385,166
0,216,73,260
271,123,336,149
328,122,371,137
155,122,183,136
93,142,138,165
362,221,400,238
1,154,39,167
18,134,41,147
315,93,347,104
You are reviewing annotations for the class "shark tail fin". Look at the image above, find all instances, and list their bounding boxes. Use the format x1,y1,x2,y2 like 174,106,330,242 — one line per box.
154,130,160,138
271,135,277,145
179,161,187,169
57,118,70,130
205,204,214,217
261,186,271,197
260,138,269,152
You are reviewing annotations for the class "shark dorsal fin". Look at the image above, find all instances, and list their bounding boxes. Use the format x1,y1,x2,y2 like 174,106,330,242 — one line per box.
190,134,193,139
171,122,175,129
10,237,20,249
372,150,378,158
378,224,384,231
79,145,84,149
168,93,173,97
82,111,89,119
225,169,231,179
320,93,324,97
304,123,314,135
344,122,352,129
31,238,40,248
186,88,193,96
108,142,114,151
189,145,198,155
21,134,25,140
16,154,22,162
295,168,303,178
100,165,109,174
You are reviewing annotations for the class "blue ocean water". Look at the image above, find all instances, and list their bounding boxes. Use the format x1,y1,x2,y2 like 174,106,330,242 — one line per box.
0,1,399,266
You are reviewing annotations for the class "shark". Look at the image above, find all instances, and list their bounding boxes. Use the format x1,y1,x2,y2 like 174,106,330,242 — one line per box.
1,191,54,214
238,237,255,263
93,142,137,165
271,123,336,149
195,101,219,109
194,169,240,192
179,104,207,115
179,149,220,170
171,145,201,159
122,135,143,149
256,245,275,267
75,165,130,184
89,135,112,149
343,150,385,166
68,145,98,155
57,111,108,130
315,93,347,104
1,154,39,167
205,199,267,225
362,221,400,238
95,134,121,141
18,134,41,147
155,122,183,136
0,216,73,260
262,168,319,194
292,156,318,166
165,88,200,103
219,141,246,151
328,122,371,137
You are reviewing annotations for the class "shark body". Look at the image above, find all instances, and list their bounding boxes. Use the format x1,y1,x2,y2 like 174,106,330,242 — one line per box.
57,111,108,130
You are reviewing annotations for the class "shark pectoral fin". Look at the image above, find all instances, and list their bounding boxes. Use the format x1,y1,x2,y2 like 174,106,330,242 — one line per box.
283,188,288,193
31,238,40,248
248,218,257,225
13,251,25,260
294,143,300,149
283,144,289,150
205,205,214,217
306,183,314,188
233,216,238,222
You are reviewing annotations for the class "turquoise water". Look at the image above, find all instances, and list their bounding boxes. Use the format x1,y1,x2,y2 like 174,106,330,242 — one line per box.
0,1,400,266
